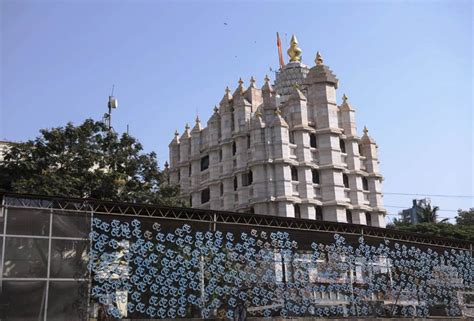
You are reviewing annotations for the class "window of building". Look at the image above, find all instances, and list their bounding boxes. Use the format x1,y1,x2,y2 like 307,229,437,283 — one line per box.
310,133,317,148
362,177,369,191
291,166,298,181
247,135,251,149
294,204,301,219
177,171,181,182
365,212,372,226
200,155,209,171
316,206,323,221
340,138,346,153
189,195,192,207
220,183,224,196
358,144,363,156
312,169,320,184
289,131,295,144
201,188,210,204
242,170,253,186
234,176,238,191
232,141,237,156
346,210,353,224
343,174,349,188
189,164,192,177
219,149,223,162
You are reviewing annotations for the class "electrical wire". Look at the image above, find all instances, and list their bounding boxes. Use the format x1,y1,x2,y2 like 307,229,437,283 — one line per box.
384,192,473,198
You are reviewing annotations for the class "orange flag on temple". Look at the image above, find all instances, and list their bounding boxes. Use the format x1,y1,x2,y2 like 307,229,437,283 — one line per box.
277,32,285,68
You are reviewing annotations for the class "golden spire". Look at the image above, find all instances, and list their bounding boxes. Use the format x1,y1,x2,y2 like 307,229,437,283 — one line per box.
292,83,300,89
274,107,282,116
315,51,323,65
363,126,369,135
255,110,262,118
287,34,302,62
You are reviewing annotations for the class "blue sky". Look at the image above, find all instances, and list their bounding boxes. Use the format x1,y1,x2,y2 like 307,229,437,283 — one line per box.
1,0,472,222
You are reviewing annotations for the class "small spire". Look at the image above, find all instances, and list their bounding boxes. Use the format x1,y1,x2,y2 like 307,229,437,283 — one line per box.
255,110,262,118
292,83,300,89
363,126,369,135
274,107,282,116
315,51,323,66
195,115,200,123
238,78,244,87
174,130,179,137
213,105,219,113
342,93,348,103
249,76,256,88
185,123,190,131
225,86,231,94
287,34,302,62
264,74,270,83
164,161,169,169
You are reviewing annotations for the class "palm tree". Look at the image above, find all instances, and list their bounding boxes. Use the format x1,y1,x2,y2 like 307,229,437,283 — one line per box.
417,203,448,223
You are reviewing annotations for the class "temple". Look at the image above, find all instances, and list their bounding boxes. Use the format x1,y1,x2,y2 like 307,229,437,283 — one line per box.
168,35,386,227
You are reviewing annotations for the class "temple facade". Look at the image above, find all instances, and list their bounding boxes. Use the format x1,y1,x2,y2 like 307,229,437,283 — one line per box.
168,35,386,227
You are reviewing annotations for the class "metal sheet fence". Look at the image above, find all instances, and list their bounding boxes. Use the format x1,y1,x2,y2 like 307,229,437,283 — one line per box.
0,193,472,320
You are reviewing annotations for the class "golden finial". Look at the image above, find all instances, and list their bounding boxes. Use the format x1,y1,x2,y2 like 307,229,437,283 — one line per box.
292,83,300,89
264,74,270,83
363,126,369,135
213,105,219,113
315,51,323,65
185,123,190,131
287,34,302,62
342,94,348,102
255,110,262,118
250,76,256,87
274,107,282,116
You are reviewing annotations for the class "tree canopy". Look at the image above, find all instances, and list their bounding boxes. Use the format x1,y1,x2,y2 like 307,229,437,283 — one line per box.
389,206,474,242
0,119,182,206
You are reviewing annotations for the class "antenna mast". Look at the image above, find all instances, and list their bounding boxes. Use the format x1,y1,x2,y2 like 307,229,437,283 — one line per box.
105,85,118,130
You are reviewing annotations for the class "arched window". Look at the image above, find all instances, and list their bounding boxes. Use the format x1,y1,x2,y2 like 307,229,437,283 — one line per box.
189,163,192,177
340,138,346,153
310,133,317,148
346,209,353,224
343,174,349,188
232,141,237,156
219,149,223,162
201,188,210,204
289,131,295,144
291,166,298,181
294,204,301,219
312,169,320,184
220,183,224,196
233,176,238,191
365,212,372,226
362,177,369,191
247,135,251,149
316,206,323,221
358,144,363,156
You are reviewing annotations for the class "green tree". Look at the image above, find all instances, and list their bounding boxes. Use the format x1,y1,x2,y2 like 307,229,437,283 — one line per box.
417,203,448,223
455,208,474,226
0,119,182,206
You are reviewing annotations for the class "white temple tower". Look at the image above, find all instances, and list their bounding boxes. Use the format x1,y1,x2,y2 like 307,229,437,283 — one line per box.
168,35,386,227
